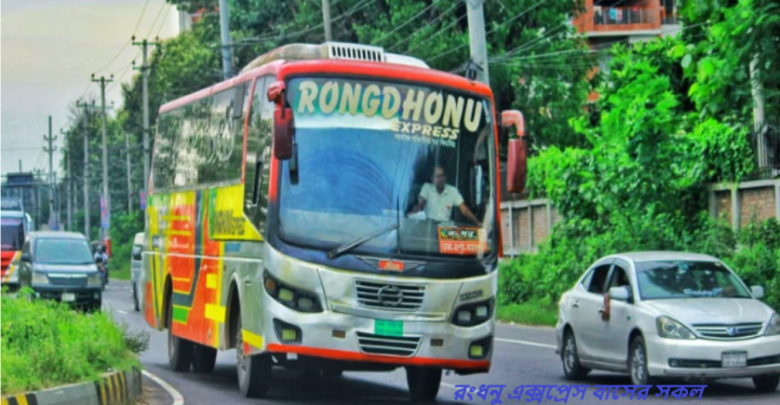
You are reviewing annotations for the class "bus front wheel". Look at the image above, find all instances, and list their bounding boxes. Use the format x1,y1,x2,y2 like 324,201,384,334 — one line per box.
167,298,193,372
406,366,441,401
235,314,272,398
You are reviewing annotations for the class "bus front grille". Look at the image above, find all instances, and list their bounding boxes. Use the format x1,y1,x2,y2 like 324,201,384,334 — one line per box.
355,280,426,310
356,332,421,357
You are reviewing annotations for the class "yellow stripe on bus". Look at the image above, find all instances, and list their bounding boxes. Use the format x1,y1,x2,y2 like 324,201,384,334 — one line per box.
206,273,217,289
242,329,264,349
171,277,191,283
205,303,226,322
164,230,191,236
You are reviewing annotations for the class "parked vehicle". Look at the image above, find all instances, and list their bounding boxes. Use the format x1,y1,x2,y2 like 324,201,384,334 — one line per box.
1,198,32,291
556,252,780,392
18,231,103,311
131,232,144,312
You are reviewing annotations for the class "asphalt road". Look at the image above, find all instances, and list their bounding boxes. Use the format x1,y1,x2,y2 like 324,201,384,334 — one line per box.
103,280,780,405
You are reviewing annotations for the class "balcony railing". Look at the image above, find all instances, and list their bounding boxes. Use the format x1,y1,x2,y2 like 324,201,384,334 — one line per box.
593,7,657,27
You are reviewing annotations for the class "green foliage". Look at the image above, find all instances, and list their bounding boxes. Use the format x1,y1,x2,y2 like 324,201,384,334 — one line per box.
1,296,141,395
495,301,558,327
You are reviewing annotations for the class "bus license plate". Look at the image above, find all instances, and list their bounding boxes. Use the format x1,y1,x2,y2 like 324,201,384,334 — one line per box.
375,319,403,337
62,293,76,302
722,352,747,368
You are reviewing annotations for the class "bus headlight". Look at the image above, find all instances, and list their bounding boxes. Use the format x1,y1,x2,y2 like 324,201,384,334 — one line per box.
32,272,48,284
263,271,323,313
452,298,494,327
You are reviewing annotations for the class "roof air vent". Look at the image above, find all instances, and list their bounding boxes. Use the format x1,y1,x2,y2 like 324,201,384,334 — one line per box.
326,42,385,63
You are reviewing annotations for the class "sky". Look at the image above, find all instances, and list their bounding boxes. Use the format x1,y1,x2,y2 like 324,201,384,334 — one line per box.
1,0,180,178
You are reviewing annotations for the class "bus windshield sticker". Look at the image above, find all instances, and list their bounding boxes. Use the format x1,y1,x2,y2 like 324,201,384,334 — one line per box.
437,226,487,256
291,79,484,148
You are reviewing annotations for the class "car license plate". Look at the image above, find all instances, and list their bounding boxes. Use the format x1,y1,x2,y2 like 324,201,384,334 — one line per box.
62,293,76,302
722,351,747,368
375,319,403,337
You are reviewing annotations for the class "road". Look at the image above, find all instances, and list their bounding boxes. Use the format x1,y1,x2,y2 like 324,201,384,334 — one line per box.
103,281,780,404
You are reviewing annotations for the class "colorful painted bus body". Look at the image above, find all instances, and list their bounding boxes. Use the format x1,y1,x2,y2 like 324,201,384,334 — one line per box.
142,42,511,399
1,199,30,290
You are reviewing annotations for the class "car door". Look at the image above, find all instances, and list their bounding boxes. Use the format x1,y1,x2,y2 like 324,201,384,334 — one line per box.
571,259,614,362
18,237,32,287
598,259,636,367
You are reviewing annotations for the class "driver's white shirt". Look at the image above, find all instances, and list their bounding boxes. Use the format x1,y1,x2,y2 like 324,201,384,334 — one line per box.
420,183,464,222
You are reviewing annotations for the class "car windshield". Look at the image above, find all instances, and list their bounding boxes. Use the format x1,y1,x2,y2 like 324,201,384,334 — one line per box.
35,238,94,265
278,77,496,259
636,260,752,300
1,218,25,250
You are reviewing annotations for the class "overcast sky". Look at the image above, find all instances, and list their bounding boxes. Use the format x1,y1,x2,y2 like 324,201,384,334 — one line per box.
1,0,180,177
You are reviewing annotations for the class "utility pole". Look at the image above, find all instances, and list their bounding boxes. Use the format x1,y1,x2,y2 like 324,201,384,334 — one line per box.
751,57,768,175
62,129,73,231
43,116,57,230
218,0,233,79
76,100,92,240
322,0,333,42
132,37,159,199
125,130,133,212
91,74,113,243
466,0,490,85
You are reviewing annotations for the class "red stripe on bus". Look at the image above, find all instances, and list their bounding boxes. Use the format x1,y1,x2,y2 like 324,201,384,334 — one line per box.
266,343,490,369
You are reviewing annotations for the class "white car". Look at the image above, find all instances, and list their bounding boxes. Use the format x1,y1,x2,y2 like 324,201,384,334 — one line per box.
556,252,780,392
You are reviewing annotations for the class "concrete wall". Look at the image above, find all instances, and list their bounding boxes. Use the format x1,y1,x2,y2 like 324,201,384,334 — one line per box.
709,180,780,229
500,198,561,256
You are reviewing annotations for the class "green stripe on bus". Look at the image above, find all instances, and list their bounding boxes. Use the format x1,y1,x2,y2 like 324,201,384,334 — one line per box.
172,306,190,324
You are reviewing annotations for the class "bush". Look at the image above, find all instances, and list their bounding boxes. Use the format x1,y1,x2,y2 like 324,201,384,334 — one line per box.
1,292,142,395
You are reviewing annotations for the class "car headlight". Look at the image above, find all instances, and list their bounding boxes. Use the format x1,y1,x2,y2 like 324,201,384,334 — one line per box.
451,298,494,327
263,271,322,313
765,313,780,336
88,272,102,286
32,272,48,284
656,316,696,340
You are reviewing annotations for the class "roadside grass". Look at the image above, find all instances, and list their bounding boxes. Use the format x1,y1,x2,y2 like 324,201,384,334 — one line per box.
1,289,146,395
496,301,558,327
110,261,131,281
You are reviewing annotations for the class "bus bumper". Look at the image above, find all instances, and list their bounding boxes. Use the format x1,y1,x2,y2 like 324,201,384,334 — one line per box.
260,288,493,373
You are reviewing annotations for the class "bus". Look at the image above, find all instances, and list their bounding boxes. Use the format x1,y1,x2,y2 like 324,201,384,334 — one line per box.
1,198,32,291
141,42,527,400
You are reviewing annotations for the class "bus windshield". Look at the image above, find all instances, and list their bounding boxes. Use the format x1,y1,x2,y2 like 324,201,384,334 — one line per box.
278,77,496,259
1,218,25,251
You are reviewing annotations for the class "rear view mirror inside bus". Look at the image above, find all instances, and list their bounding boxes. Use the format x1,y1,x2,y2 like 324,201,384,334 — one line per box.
501,110,527,194
273,107,295,160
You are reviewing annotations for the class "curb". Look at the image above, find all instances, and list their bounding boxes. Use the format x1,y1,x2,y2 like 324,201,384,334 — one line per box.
1,368,142,405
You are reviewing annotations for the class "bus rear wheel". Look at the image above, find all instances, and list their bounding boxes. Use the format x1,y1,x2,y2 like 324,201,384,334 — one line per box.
167,296,193,372
192,343,217,373
406,366,441,401
235,314,272,398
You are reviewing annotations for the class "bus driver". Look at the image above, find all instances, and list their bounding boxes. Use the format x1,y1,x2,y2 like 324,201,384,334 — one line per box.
410,165,482,227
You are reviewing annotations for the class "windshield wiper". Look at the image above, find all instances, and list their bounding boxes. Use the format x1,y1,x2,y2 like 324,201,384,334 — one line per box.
327,223,400,260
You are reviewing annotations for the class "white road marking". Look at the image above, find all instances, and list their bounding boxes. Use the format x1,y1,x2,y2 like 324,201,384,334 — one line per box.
441,382,458,389
117,310,128,314
142,369,184,405
495,337,557,349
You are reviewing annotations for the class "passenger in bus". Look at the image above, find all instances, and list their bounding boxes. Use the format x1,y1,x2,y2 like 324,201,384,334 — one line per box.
410,166,482,227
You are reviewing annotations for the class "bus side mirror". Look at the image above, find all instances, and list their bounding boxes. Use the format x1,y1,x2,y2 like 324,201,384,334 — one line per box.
273,107,295,160
501,110,527,194
268,81,294,161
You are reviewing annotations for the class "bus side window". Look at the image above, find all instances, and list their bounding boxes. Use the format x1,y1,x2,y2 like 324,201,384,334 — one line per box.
244,75,275,236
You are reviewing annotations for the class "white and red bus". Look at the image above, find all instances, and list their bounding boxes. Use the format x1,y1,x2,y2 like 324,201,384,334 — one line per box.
1,198,32,290
142,42,526,400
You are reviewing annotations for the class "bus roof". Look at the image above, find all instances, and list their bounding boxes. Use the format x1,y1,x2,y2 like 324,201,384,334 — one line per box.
159,42,492,114
0,210,25,219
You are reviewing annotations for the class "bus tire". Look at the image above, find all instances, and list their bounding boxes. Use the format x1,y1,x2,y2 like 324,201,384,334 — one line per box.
132,282,140,312
406,366,441,401
167,293,193,372
236,313,272,398
192,343,218,373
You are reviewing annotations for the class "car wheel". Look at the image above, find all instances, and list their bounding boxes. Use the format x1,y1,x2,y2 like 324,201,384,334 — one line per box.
167,299,193,372
192,343,218,373
406,366,441,401
562,329,590,380
133,282,140,312
629,336,655,386
753,375,780,392
235,314,272,398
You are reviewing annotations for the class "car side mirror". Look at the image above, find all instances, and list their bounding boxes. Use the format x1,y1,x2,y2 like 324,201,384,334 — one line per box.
268,81,294,161
20,252,31,263
608,286,631,302
751,286,765,299
501,110,527,194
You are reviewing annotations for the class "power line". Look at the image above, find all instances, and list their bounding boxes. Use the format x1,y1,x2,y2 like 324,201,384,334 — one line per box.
92,0,152,75
155,3,174,38
371,0,451,46
387,0,463,52
403,10,469,55
144,1,168,39
428,0,549,62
